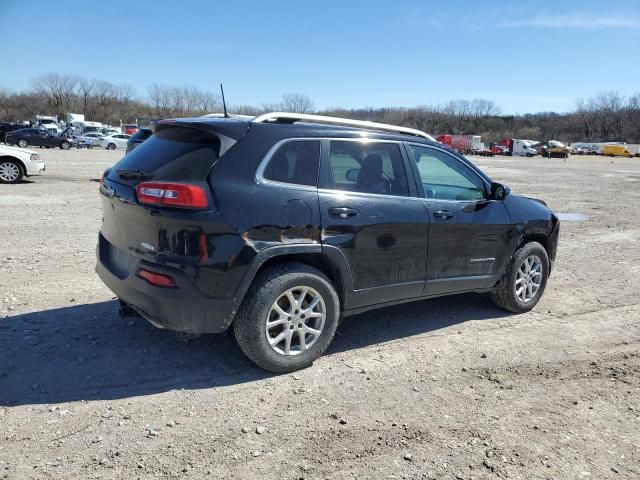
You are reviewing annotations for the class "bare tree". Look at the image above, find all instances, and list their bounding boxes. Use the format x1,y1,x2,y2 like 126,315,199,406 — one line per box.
3,72,640,144
31,73,79,117
77,77,95,117
280,93,314,113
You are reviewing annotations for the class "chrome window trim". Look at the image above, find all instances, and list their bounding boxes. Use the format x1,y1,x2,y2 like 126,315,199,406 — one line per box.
255,137,491,204
255,138,322,192
317,188,423,201
255,137,412,192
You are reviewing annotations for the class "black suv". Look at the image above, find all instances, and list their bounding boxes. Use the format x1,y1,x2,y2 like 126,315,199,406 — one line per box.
97,114,559,372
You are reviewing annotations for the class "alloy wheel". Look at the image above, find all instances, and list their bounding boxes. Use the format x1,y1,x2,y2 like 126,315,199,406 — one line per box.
265,286,326,356
0,162,20,182
515,255,543,302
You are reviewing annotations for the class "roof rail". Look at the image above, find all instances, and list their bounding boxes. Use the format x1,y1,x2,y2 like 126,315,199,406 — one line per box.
252,112,435,141
201,113,255,120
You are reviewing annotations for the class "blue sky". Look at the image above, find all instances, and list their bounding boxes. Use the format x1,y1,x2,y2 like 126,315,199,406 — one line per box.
1,0,639,114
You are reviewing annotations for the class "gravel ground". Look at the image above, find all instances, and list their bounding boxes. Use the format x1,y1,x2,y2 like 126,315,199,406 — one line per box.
1,148,639,479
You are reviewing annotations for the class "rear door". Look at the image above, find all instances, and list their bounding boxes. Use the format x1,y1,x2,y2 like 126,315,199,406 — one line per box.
318,139,429,308
406,144,512,295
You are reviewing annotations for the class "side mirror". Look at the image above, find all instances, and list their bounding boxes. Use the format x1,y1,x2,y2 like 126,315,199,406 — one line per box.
490,182,510,200
345,168,359,182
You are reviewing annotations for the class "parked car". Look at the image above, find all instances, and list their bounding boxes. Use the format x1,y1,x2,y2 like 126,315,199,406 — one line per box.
0,122,28,144
540,140,570,158
126,128,152,154
5,128,73,150
571,146,589,155
102,127,121,136
98,134,132,150
78,132,105,148
0,144,45,183
97,113,560,372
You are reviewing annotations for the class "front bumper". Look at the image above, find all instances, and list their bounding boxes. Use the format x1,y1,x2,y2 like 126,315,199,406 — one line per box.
96,234,237,334
26,161,46,176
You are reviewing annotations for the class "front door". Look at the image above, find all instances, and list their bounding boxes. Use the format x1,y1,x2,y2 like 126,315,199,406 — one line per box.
319,139,429,308
406,144,512,296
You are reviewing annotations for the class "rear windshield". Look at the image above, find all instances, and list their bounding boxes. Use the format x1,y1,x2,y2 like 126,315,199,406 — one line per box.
109,126,220,182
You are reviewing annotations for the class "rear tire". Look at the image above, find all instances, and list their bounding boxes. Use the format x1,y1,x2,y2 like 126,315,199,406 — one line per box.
17,139,28,148
234,262,340,373
106,143,116,150
491,241,549,313
0,160,24,184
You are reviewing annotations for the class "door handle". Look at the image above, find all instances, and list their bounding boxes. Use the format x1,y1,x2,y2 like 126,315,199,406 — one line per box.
433,209,455,219
329,207,359,218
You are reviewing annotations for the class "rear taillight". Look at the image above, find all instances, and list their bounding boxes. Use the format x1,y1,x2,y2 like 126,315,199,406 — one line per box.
100,169,110,186
136,182,208,209
137,268,176,287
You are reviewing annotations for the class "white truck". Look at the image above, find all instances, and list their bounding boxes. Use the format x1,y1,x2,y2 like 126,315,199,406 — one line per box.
66,113,85,126
67,115,104,136
34,115,60,134
512,139,538,157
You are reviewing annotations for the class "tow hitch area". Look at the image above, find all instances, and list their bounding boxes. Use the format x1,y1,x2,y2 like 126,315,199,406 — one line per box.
118,300,139,319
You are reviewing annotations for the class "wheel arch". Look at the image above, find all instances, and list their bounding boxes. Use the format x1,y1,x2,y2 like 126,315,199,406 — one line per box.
0,155,26,174
518,231,551,254
233,244,354,311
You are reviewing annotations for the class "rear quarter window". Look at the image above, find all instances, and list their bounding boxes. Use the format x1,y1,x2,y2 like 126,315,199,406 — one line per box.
262,140,320,187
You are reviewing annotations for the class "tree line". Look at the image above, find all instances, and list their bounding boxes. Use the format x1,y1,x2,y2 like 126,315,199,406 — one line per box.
1,73,639,143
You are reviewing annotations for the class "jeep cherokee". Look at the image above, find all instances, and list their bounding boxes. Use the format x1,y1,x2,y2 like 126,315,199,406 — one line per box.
96,112,560,372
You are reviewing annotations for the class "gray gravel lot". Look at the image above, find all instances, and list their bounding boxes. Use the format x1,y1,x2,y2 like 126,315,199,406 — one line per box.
1,149,639,479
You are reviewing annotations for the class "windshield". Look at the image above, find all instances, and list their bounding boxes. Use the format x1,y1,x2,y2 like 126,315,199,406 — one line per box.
39,119,55,125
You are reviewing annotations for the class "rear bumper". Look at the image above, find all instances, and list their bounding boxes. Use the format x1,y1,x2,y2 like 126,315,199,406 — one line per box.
96,235,237,334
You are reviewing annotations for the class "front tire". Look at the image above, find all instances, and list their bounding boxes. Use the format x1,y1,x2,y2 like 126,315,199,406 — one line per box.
491,241,549,313
17,139,28,148
106,143,116,150
0,160,25,184
234,262,340,373
60,141,71,150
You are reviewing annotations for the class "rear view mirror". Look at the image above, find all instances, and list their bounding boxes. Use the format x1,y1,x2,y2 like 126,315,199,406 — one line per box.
490,182,510,200
346,168,359,182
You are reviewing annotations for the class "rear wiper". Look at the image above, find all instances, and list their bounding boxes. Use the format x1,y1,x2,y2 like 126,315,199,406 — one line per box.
116,169,154,180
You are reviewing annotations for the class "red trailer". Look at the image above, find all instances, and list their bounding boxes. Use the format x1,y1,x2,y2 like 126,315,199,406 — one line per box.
436,134,493,156
122,124,139,135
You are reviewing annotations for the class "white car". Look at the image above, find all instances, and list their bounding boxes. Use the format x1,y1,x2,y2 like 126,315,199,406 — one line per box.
0,145,45,183
77,132,105,147
98,134,131,150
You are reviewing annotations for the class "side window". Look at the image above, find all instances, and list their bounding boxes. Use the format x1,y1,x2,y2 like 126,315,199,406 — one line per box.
263,140,320,187
410,146,487,201
328,141,408,196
